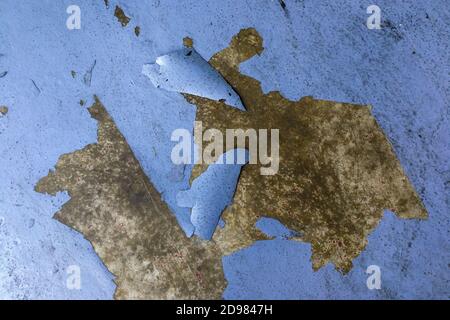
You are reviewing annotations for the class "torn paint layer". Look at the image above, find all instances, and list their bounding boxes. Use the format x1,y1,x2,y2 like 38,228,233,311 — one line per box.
183,28,428,272
142,48,245,110
177,149,248,240
35,97,226,299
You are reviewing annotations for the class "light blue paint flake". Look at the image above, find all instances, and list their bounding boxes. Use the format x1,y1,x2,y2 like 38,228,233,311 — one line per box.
177,149,248,240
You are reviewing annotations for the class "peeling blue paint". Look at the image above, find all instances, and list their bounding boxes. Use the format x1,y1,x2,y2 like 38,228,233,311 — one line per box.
177,149,248,240
0,0,448,299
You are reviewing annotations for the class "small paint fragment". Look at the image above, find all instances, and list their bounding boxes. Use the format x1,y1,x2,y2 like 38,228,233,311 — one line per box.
134,26,140,37
104,0,109,9
183,37,194,48
114,6,131,27
71,70,76,78
0,71,7,78
79,99,85,106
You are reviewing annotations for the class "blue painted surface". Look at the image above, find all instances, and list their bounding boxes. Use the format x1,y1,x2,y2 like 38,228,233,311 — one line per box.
177,149,248,239
0,0,448,299
224,211,449,299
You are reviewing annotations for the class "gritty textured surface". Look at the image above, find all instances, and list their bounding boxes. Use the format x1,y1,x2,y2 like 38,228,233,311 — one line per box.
0,0,448,299
35,98,226,299
185,28,427,272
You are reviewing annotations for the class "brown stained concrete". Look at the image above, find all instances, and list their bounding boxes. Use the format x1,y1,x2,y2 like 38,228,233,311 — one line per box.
114,6,130,27
183,28,428,272
35,97,226,299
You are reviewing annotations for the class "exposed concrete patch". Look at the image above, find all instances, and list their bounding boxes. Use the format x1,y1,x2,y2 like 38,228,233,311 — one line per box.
35,97,226,299
0,106,8,116
177,149,248,240
183,28,428,272
183,36,194,48
114,6,131,28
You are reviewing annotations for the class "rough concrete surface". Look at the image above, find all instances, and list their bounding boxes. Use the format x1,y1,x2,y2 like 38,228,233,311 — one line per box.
0,0,448,299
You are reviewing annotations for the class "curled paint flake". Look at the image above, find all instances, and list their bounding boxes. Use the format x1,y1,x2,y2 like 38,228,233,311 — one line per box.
142,48,245,110
177,149,248,240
